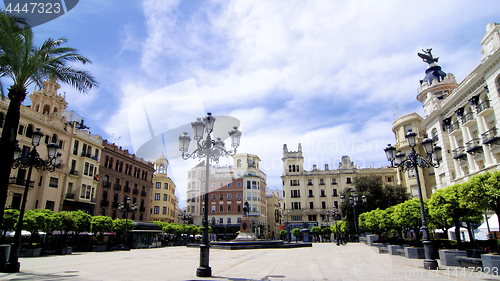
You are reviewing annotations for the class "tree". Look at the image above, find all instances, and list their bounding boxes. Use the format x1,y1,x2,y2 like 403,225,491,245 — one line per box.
310,226,321,242
0,12,98,227
73,210,91,235
1,208,18,242
462,171,500,231
279,229,287,240
397,198,426,244
23,209,54,243
90,216,113,244
292,228,301,242
321,227,332,241
112,219,135,236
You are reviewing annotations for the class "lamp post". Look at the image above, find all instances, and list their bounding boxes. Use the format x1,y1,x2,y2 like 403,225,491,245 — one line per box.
178,112,241,277
178,210,192,245
7,129,60,272
384,130,442,270
118,197,137,250
331,208,340,246
341,191,366,241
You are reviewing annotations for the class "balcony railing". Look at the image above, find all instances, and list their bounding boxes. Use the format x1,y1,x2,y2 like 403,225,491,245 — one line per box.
69,170,78,176
133,188,139,195
65,193,75,199
452,147,467,159
9,177,34,188
476,100,491,115
100,200,109,207
141,191,147,196
482,127,500,145
103,181,111,188
460,112,474,125
114,184,121,190
447,122,460,134
124,186,131,192
466,138,482,153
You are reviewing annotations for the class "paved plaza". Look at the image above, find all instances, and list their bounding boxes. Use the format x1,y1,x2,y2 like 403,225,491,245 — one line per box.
0,243,499,281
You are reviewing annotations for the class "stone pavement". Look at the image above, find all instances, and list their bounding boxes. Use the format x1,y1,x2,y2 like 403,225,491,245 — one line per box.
0,243,499,280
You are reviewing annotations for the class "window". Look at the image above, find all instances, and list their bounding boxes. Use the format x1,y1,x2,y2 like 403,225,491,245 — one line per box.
290,190,300,198
49,177,58,188
45,200,55,211
227,205,231,212
154,206,159,214
247,181,251,189
228,183,231,187
73,140,79,155
252,181,257,189
219,205,223,212
292,202,301,209
84,162,89,175
164,194,168,201
334,201,338,208
164,183,168,189
219,218,224,224
319,179,325,185
332,189,338,197
308,215,317,222
228,218,232,224
155,193,160,200
346,177,352,184
237,182,241,187
156,182,161,189
309,202,314,209
227,194,232,200
332,179,337,185
322,201,326,209
237,159,241,167
211,206,216,213
89,164,94,177
308,190,313,197
212,183,216,188
18,125,24,135
291,215,302,221
237,193,241,201
211,194,216,201
163,207,167,214
220,194,224,200
320,190,325,197
307,179,312,185
237,217,241,224
290,179,300,186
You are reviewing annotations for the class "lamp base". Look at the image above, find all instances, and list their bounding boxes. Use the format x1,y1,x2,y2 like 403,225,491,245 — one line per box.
196,266,212,277
4,262,20,273
423,259,438,270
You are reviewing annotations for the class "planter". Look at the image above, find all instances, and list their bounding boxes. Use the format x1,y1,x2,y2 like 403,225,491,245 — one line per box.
62,247,72,255
404,247,425,259
19,248,41,257
388,245,403,256
439,249,466,267
481,254,500,273
0,245,10,270
92,245,107,252
366,235,379,246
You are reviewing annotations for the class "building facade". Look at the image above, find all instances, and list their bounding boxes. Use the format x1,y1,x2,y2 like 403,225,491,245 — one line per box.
281,144,397,231
185,153,267,240
95,140,155,222
412,23,500,189
266,190,282,239
150,154,178,223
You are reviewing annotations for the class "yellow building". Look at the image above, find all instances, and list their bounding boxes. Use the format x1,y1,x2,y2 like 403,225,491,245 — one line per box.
150,154,178,222
266,190,282,239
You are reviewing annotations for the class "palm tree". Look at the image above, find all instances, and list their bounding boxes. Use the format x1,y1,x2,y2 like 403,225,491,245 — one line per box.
0,10,98,226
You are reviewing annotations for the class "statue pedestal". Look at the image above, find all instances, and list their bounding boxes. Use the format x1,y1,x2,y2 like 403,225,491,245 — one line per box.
234,217,257,241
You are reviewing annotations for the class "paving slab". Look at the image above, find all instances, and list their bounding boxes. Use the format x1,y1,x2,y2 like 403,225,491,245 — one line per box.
0,243,499,280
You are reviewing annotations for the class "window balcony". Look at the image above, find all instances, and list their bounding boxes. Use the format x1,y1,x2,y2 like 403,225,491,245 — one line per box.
466,138,483,154
100,200,109,207
133,188,139,195
476,100,493,116
112,201,119,208
9,177,34,188
103,181,111,188
140,206,146,212
452,147,467,160
69,170,78,176
65,193,75,199
482,127,500,145
460,112,475,127
114,184,121,190
124,186,131,192
141,191,147,196
447,122,461,135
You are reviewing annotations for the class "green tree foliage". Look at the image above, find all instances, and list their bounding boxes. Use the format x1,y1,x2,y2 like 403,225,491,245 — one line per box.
310,226,321,242
91,216,113,244
74,210,91,234
462,171,500,229
55,211,77,235
0,10,98,227
1,208,19,241
292,228,301,242
112,219,135,235
279,229,287,240
23,209,54,242
331,221,347,233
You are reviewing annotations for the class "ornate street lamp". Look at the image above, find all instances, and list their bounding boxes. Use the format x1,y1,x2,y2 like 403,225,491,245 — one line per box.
178,113,241,277
341,191,366,241
118,197,137,250
384,130,442,270
7,129,60,272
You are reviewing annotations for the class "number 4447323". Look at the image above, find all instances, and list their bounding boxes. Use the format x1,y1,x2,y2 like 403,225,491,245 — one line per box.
6,3,62,14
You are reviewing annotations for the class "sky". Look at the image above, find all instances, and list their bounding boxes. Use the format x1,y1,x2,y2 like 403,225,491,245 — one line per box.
2,0,499,207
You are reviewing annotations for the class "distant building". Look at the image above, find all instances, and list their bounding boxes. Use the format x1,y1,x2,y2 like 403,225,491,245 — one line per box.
281,144,397,231
96,141,154,221
186,153,267,240
150,154,178,223
266,190,282,239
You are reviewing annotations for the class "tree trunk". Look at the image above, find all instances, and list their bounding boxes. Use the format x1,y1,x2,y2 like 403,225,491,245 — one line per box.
465,222,475,243
0,86,27,228
454,220,462,248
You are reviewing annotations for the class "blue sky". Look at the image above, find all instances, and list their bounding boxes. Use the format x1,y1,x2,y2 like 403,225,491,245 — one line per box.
2,1,499,206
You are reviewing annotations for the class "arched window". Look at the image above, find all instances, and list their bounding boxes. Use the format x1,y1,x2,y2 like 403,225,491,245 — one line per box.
292,165,296,172
289,165,292,172
26,124,33,138
237,159,242,167
43,105,50,114
51,134,58,143
105,156,109,168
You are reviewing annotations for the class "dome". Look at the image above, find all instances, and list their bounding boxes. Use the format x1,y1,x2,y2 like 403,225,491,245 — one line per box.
420,64,447,85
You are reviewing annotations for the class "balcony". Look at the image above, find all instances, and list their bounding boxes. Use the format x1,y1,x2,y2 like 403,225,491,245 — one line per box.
69,170,78,176
124,186,131,192
133,188,139,195
482,127,500,145
114,184,122,190
466,138,483,154
460,112,475,127
65,193,75,199
476,100,493,116
452,147,467,160
100,200,109,207
9,177,34,188
112,201,119,208
447,122,461,135
141,191,147,196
